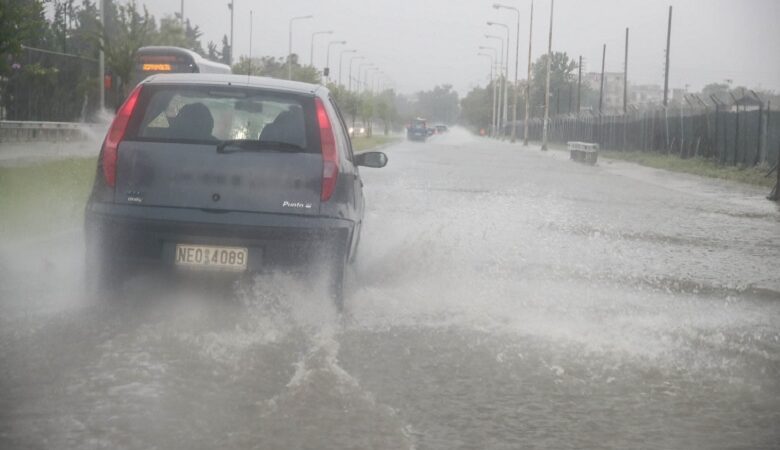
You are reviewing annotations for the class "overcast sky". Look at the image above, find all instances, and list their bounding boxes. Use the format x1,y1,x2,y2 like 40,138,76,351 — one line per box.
137,0,780,96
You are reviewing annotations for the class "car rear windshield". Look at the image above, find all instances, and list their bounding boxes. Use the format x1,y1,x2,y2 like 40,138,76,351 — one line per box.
127,84,319,153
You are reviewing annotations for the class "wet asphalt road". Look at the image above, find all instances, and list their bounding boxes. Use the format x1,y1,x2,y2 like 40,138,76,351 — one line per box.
1,129,779,449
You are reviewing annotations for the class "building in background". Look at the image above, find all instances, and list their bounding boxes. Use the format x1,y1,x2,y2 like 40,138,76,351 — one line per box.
584,72,625,113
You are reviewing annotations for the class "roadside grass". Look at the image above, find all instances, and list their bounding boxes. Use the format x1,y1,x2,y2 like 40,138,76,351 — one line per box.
351,135,401,152
0,157,96,238
599,150,775,188
533,141,774,188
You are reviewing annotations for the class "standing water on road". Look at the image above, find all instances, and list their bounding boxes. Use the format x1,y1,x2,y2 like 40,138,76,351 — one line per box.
1,129,778,449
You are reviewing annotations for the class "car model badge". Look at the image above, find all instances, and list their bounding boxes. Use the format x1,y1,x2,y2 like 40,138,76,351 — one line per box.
126,190,143,203
282,200,312,209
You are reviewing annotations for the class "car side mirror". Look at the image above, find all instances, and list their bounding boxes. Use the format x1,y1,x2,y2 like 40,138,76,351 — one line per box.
355,151,388,168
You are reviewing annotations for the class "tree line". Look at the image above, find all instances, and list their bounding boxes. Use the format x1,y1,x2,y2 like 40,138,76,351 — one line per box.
0,0,462,129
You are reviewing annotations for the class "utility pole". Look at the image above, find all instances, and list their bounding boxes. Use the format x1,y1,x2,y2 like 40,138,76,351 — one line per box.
541,0,553,151
229,0,234,65
248,10,253,77
577,55,582,114
663,6,672,107
98,0,104,110
180,0,184,24
523,0,534,146
623,27,629,114
598,44,606,114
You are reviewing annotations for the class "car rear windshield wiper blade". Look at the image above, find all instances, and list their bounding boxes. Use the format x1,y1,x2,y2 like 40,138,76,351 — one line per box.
216,139,305,154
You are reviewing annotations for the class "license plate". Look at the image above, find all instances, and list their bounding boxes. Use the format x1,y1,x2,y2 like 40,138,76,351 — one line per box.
175,244,248,271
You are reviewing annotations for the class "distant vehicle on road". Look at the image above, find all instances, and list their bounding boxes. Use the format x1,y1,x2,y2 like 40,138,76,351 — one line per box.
349,122,368,137
85,74,388,309
129,46,232,87
407,118,428,141
434,124,449,133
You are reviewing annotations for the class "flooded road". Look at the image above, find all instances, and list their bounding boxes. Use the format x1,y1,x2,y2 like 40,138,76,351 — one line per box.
1,129,779,449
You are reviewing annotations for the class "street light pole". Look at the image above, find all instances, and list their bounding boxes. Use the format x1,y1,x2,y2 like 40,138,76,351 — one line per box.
524,0,533,146
541,0,553,151
98,0,104,110
228,0,234,65
359,64,373,93
484,35,504,137
288,15,313,80
348,56,365,92
339,50,356,87
325,40,346,83
478,52,496,136
367,68,380,94
310,30,333,66
494,4,521,143
488,22,510,137
248,10,253,76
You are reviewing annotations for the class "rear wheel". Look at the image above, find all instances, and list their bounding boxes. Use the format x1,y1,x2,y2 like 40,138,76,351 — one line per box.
84,238,125,302
322,238,348,312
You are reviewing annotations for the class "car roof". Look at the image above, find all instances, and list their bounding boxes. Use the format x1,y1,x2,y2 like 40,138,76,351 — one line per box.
142,73,324,96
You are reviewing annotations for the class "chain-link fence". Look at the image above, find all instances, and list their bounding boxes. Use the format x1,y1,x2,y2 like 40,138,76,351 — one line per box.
0,46,101,123
513,106,780,168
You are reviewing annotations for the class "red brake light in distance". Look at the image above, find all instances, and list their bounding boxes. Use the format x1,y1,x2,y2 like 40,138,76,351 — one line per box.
102,85,142,187
315,97,339,201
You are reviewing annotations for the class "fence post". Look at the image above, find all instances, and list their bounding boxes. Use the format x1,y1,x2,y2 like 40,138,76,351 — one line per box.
755,100,764,166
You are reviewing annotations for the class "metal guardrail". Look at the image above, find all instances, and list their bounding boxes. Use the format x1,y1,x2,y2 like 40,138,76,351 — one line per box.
0,120,106,143
0,120,83,130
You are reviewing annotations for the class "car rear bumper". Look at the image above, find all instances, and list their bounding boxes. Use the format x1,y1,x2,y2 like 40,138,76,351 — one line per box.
85,202,354,273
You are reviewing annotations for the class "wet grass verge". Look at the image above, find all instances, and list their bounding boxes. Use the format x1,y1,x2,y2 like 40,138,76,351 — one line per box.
599,150,775,188
534,141,774,188
0,157,96,238
351,135,401,152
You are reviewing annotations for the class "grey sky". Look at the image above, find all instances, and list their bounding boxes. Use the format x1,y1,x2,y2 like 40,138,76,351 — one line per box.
140,0,780,96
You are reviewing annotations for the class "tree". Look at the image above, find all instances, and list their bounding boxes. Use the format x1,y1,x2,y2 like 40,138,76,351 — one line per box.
374,89,399,135
220,35,231,65
207,41,220,61
414,84,459,123
232,54,321,84
460,82,495,130
153,16,204,56
530,51,577,117
0,0,47,74
103,1,155,97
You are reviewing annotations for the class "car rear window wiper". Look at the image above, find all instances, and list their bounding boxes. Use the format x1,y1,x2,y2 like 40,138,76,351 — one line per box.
216,139,306,154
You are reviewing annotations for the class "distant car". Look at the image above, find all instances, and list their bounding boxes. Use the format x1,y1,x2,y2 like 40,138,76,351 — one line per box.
84,74,388,309
426,127,436,137
435,124,448,133
349,123,367,137
407,118,428,141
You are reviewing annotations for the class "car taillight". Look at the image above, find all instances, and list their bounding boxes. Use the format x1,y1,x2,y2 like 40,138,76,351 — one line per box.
315,97,339,201
101,85,142,187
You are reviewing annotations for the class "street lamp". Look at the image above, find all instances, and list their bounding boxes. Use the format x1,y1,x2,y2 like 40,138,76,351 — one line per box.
493,3,522,143
288,15,313,80
484,35,504,135
488,21,510,136
339,49,357,86
310,30,333,66
348,57,366,91
228,0,234,65
541,0,553,151
365,67,379,94
358,63,374,92
478,52,497,137
325,40,346,83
